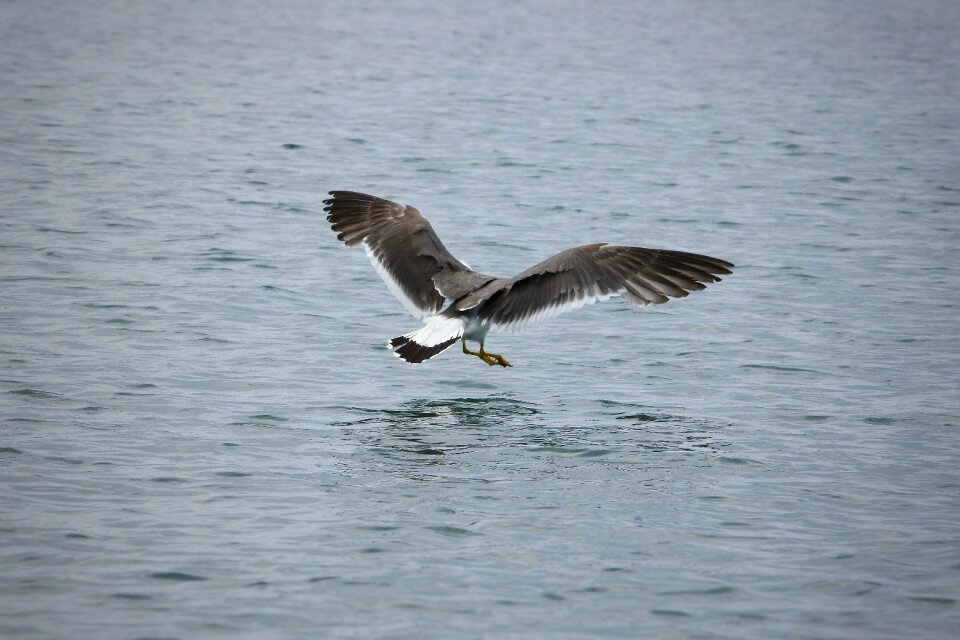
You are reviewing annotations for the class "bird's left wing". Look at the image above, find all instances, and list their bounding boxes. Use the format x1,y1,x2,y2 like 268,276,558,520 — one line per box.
325,191,478,319
478,243,733,331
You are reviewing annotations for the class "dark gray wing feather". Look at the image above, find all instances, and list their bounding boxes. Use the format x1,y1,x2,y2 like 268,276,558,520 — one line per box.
325,191,487,319
478,243,733,330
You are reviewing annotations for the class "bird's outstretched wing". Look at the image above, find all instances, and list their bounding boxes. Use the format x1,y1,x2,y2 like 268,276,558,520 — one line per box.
478,243,733,331
325,191,484,319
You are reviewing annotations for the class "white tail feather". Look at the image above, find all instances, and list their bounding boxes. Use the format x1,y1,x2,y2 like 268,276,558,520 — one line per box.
389,316,465,364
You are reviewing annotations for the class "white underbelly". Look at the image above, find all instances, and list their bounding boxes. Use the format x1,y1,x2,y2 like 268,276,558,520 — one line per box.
461,315,491,343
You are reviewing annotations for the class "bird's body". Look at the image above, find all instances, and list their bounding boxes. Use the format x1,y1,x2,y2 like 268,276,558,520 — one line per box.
324,191,733,366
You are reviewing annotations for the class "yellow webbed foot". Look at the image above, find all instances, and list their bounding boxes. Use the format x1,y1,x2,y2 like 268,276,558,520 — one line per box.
462,340,513,367
479,346,512,368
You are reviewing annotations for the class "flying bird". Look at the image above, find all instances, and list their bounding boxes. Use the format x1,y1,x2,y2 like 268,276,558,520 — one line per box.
324,191,733,367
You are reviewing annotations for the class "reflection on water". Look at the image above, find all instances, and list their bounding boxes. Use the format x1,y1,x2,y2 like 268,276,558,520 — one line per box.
334,396,543,461
338,396,541,429
335,396,726,465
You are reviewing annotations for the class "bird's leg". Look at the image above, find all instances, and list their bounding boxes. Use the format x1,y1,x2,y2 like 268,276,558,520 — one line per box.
461,340,512,367
462,340,496,366
462,340,482,357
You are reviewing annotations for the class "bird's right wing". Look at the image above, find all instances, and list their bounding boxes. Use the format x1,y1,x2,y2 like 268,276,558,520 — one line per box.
325,191,476,319
478,243,733,331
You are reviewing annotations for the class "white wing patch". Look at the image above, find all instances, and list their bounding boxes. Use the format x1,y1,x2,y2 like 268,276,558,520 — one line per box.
489,287,631,333
363,243,441,320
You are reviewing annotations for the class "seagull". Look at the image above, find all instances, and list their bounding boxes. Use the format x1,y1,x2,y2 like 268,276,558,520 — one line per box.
324,191,733,367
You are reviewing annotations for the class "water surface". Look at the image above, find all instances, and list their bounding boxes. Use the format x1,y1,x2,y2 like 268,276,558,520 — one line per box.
2,1,959,638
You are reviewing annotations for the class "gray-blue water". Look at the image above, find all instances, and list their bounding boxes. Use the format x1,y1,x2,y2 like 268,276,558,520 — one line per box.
2,1,959,638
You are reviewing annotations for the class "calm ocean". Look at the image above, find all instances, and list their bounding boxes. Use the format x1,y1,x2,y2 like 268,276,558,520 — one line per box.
2,1,958,638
